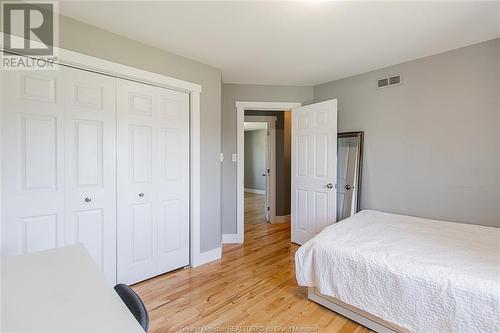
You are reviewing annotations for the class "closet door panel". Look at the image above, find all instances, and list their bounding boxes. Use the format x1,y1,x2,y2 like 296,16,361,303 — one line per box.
21,114,58,190
130,202,154,262
74,209,104,268
1,70,65,256
157,90,190,273
63,67,117,283
20,214,58,254
74,119,103,187
117,80,158,284
129,125,153,184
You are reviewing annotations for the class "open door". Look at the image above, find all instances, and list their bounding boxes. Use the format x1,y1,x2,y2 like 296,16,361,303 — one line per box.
291,99,337,245
263,119,276,223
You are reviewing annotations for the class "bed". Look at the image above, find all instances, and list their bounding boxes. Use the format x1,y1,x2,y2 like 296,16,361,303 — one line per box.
295,210,500,333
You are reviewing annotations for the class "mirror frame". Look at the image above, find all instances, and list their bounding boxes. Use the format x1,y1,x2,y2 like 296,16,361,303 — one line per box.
338,131,364,214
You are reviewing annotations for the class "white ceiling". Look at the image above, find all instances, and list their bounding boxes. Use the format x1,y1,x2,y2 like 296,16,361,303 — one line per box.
244,122,267,132
59,1,500,86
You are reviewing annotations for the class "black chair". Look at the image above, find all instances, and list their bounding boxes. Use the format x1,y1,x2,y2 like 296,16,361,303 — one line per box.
114,284,149,332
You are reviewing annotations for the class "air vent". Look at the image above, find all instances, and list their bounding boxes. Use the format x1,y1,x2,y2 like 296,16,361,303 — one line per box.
377,78,389,88
389,75,401,86
377,74,402,89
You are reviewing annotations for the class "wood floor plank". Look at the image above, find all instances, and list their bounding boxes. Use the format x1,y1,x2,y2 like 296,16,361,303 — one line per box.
133,193,369,333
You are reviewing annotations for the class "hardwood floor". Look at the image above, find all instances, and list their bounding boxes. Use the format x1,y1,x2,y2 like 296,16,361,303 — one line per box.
133,199,370,333
244,192,266,224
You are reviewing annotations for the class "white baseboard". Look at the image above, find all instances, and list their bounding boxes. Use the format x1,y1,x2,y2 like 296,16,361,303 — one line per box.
273,214,290,224
222,233,243,244
244,188,265,195
191,246,221,267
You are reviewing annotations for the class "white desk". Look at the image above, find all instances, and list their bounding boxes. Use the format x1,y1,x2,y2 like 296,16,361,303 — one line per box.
1,245,145,333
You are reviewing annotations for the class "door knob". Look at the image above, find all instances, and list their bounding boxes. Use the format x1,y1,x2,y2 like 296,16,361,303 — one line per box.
262,174,266,176
326,183,334,189
84,197,92,203
345,184,352,190
139,192,144,197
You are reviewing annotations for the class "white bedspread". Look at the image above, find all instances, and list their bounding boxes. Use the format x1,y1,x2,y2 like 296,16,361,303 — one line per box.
295,210,500,333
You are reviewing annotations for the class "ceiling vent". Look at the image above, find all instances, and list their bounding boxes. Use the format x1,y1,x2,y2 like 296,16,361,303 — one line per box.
389,75,401,86
377,74,402,89
377,78,389,88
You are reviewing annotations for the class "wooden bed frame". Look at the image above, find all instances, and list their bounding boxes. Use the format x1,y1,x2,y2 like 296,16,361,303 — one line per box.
308,288,409,333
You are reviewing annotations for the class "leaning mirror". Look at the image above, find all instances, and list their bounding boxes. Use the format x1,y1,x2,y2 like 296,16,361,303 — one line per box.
336,131,364,221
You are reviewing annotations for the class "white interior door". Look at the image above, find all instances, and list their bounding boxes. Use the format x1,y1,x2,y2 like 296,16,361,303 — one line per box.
291,99,337,245
117,79,190,285
1,70,65,256
336,136,358,221
62,67,117,283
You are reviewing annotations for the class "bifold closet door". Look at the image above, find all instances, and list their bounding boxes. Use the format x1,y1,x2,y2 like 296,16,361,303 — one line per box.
1,67,117,283
117,79,190,285
1,70,65,256
62,67,117,283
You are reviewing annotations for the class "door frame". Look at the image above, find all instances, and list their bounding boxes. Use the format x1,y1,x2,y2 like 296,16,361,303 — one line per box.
244,115,277,224
233,102,301,244
0,33,212,268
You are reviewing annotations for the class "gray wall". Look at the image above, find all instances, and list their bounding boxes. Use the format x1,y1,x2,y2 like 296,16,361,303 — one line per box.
57,16,223,251
314,39,500,227
244,130,267,191
222,84,314,234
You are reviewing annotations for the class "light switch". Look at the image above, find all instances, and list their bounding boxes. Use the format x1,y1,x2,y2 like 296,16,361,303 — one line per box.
232,153,238,162
220,153,224,162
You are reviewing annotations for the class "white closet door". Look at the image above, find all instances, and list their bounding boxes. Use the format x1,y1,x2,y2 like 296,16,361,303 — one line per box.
291,100,337,245
117,79,189,284
62,67,117,283
1,70,65,255
156,88,189,273
117,80,157,284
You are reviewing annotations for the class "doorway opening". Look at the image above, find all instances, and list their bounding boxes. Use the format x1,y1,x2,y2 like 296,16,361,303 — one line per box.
243,113,292,229
234,102,301,243
230,100,339,246
244,117,276,225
